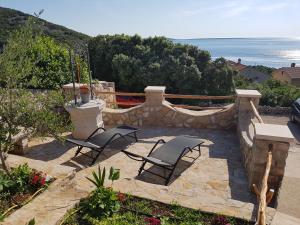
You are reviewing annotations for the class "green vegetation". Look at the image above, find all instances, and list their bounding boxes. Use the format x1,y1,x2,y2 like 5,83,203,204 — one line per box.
248,65,275,75
0,7,90,54
0,17,71,174
0,164,52,221
89,35,236,96
234,76,300,107
0,16,89,89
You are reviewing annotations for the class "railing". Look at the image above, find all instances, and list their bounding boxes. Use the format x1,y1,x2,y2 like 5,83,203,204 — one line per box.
249,99,274,225
249,100,264,123
94,90,235,110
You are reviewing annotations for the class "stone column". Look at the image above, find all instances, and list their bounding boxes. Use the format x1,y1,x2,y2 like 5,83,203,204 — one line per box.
251,123,294,190
236,89,262,114
144,86,166,106
142,86,166,126
65,99,106,139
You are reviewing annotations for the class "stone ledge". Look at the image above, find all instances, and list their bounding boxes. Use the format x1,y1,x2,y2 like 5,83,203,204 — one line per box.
254,123,294,143
144,86,166,92
236,89,262,98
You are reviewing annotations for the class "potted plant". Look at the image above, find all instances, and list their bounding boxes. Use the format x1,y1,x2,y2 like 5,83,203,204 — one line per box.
79,84,90,104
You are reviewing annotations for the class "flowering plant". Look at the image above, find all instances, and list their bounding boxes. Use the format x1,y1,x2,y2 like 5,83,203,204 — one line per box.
30,171,47,188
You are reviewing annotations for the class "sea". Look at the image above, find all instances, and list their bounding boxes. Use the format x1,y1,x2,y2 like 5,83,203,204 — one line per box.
172,38,300,68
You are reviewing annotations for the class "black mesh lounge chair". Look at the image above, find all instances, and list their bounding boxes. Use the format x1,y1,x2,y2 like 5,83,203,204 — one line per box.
122,135,204,185
66,125,138,165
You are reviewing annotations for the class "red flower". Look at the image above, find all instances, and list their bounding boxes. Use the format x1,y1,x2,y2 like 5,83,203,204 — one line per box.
117,192,126,202
40,177,46,186
31,175,40,185
144,217,161,225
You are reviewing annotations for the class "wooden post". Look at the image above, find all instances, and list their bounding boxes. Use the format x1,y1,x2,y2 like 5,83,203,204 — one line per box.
254,151,273,225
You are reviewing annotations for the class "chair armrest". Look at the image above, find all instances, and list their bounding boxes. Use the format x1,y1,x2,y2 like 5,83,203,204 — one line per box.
148,139,166,156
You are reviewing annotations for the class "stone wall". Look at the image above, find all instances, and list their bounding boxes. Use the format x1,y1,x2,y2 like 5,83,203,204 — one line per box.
236,89,294,193
103,86,236,129
258,105,291,115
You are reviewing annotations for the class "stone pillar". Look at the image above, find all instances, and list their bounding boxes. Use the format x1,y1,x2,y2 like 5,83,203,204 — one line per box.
65,99,106,139
251,123,294,190
236,89,262,114
144,86,166,106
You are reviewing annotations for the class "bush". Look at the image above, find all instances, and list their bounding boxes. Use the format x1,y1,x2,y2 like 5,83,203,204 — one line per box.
0,16,89,90
234,76,300,107
81,187,120,218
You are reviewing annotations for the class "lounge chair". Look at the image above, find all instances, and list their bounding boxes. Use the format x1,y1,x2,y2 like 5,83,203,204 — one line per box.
122,135,204,185
66,125,138,165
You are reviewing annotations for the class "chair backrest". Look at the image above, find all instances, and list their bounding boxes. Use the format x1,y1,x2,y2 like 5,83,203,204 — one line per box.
150,136,201,165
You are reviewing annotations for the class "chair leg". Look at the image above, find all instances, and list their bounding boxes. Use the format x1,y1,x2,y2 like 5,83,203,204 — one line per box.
138,161,147,175
134,132,138,142
198,145,201,156
90,148,104,165
165,166,176,185
75,146,83,157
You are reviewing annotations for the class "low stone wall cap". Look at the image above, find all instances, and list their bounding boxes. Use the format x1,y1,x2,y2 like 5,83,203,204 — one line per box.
236,89,261,98
145,86,166,92
255,123,294,143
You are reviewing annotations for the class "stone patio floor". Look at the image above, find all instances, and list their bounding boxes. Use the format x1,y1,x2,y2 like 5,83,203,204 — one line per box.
3,127,277,224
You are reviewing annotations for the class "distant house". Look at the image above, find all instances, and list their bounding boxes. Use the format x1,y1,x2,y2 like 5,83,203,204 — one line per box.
227,59,270,83
272,64,300,87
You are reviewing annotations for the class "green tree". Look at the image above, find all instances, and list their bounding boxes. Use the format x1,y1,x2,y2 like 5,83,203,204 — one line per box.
0,17,89,90
88,34,234,97
0,17,70,174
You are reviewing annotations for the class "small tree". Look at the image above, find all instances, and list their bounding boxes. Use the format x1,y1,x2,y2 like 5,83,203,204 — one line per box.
0,17,71,174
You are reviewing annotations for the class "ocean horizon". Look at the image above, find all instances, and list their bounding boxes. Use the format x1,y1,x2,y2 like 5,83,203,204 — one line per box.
172,38,300,68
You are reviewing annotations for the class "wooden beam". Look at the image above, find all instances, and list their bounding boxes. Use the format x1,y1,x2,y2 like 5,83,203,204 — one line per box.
249,99,264,124
94,91,145,97
106,101,143,106
171,104,227,110
164,94,235,100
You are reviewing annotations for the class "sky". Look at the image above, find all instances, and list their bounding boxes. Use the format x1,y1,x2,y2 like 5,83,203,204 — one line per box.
1,0,300,39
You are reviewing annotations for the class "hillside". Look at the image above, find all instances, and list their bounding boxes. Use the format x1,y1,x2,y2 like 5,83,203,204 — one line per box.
0,7,90,53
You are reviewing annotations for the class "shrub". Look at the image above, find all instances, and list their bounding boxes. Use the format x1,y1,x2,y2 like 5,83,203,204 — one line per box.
82,187,120,218
0,16,89,90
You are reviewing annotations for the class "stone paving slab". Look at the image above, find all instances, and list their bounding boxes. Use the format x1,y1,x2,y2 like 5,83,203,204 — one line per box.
6,154,75,179
271,212,300,225
4,127,277,224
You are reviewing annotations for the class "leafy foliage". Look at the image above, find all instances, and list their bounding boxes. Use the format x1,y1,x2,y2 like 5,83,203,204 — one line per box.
86,166,106,188
89,34,236,96
82,187,121,218
234,76,300,107
0,16,89,89
249,65,275,75
0,164,51,219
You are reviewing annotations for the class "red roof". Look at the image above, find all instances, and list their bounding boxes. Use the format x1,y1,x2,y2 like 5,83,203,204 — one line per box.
227,60,247,71
278,67,300,79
